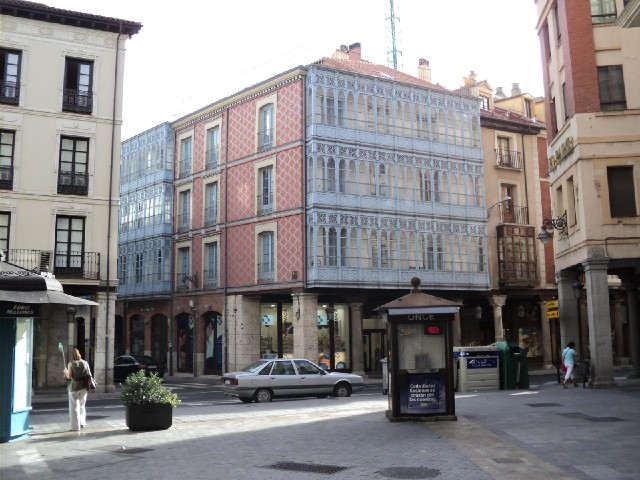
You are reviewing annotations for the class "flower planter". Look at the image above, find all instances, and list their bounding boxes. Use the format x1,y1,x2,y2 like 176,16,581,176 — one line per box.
125,403,173,431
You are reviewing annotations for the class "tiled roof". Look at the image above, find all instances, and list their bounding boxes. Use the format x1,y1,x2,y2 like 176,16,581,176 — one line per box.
315,57,450,92
481,105,546,131
0,0,142,35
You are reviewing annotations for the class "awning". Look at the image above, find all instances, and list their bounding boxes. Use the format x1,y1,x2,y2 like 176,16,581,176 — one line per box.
0,260,98,306
0,289,98,306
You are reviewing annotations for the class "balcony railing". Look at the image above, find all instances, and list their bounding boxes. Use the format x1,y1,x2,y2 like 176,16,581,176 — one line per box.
257,129,273,152
178,159,191,179
204,206,218,227
176,272,197,292
0,165,13,189
62,88,93,114
1,81,19,105
203,269,218,288
176,213,190,233
205,147,219,169
495,148,522,169
7,249,100,279
499,205,529,225
57,171,89,195
257,262,274,283
257,193,273,216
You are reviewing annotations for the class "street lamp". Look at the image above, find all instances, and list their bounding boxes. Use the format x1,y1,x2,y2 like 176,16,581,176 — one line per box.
537,211,568,245
486,196,511,218
66,306,77,323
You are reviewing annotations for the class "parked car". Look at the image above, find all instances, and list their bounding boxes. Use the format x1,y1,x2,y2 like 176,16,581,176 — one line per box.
221,358,365,403
113,355,165,382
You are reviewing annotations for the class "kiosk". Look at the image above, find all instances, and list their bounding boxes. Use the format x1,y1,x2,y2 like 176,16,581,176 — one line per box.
377,278,460,422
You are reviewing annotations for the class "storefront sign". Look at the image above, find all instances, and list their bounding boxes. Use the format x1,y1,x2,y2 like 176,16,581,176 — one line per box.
548,136,575,172
467,357,498,369
0,303,40,318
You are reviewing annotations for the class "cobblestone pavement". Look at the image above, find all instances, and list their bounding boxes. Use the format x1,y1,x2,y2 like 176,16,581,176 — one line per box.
2,370,639,480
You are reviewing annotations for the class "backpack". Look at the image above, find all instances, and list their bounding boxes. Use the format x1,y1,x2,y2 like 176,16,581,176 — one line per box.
71,360,89,391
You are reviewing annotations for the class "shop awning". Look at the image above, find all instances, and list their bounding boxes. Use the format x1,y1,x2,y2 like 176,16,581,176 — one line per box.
0,261,98,306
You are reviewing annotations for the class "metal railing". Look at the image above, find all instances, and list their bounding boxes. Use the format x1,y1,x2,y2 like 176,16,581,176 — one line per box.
202,269,218,288
62,88,93,114
257,193,274,216
257,262,274,283
176,272,197,291
0,165,13,189
499,205,529,225
177,159,191,178
175,214,190,233
7,249,100,279
57,171,88,195
495,148,522,169
205,147,219,169
0,81,19,105
257,129,273,152
204,205,218,226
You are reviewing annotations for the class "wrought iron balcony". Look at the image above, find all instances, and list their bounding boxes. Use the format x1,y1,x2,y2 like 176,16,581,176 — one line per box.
175,214,190,233
498,205,529,225
257,262,274,283
257,128,273,152
205,147,219,169
257,193,274,216
6,249,100,279
202,269,218,288
176,272,197,292
0,81,19,105
495,148,522,169
62,88,93,114
204,206,218,227
57,171,88,195
0,165,13,189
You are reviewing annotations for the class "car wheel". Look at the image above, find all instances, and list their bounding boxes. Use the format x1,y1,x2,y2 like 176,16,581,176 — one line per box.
333,382,352,397
253,388,273,403
239,397,253,404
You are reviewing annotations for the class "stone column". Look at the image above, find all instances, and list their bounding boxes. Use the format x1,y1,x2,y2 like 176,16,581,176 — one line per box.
620,278,640,378
583,255,616,387
556,269,579,348
349,303,365,375
94,291,115,393
539,300,553,369
294,293,319,362
489,295,507,342
612,296,626,365
227,295,260,372
450,298,462,347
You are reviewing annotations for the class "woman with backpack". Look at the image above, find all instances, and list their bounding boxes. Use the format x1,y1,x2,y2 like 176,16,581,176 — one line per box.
63,348,91,431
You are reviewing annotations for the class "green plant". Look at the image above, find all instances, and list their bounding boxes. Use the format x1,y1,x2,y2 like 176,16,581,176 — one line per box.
120,371,181,408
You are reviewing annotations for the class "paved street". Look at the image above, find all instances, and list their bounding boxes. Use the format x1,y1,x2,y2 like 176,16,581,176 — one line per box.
2,369,639,480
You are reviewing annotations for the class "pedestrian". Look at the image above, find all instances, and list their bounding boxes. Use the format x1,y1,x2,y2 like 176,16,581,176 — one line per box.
562,341,578,388
63,348,91,431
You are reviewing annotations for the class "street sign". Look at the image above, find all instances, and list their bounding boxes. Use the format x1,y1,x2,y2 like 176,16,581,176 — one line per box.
547,310,559,319
546,300,558,309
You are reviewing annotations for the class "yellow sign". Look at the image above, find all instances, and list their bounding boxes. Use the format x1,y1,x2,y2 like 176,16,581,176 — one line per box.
546,300,558,309
547,310,560,319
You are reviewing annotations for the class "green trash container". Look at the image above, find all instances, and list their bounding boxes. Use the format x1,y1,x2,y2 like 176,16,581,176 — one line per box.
492,341,519,390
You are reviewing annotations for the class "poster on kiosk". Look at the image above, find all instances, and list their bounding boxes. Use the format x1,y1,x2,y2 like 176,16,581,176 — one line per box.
376,278,460,422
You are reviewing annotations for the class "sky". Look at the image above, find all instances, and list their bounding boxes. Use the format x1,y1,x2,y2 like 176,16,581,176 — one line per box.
49,0,544,140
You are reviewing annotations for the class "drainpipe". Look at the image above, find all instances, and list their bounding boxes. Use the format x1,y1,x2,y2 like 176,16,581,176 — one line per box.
223,107,230,373
521,133,530,221
106,25,123,388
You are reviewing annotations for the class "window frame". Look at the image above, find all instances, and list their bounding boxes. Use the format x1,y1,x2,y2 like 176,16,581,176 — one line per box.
607,166,637,217
0,130,16,189
0,211,10,253
1,48,21,105
54,215,85,276
62,57,94,114
58,136,89,195
597,65,626,111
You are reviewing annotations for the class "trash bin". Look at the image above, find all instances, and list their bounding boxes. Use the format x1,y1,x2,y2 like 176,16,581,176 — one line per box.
380,358,388,395
576,359,590,387
453,346,500,392
493,341,529,389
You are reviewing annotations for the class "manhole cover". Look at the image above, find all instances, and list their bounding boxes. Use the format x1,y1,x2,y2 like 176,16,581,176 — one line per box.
526,403,561,407
378,467,440,479
267,461,348,475
492,458,524,464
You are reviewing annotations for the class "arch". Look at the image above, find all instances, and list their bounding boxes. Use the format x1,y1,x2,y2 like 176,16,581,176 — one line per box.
203,311,223,374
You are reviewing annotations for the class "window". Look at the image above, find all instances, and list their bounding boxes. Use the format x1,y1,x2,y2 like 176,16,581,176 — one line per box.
206,127,220,168
258,104,274,151
524,99,532,119
153,249,163,281
204,182,218,226
204,242,218,288
0,130,15,189
567,176,577,227
561,83,568,121
598,66,626,111
58,136,89,195
258,165,273,215
177,246,191,290
479,95,490,111
135,253,143,283
179,137,192,177
63,58,93,113
496,136,511,167
178,190,191,232
497,226,537,285
55,216,85,276
1,49,20,105
258,231,274,282
0,212,9,252
608,166,637,217
591,0,617,23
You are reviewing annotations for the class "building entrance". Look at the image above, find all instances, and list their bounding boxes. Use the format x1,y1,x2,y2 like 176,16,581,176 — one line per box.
363,329,386,374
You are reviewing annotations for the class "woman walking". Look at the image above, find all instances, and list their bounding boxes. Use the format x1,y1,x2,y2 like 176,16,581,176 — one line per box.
63,348,91,431
562,341,578,388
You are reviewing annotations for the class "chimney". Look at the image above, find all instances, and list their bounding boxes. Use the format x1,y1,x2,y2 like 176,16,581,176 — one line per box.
495,87,506,99
511,82,521,97
348,42,362,61
418,58,431,82
332,45,349,60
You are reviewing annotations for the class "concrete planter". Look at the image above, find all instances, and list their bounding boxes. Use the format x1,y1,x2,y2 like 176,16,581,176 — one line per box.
125,403,173,431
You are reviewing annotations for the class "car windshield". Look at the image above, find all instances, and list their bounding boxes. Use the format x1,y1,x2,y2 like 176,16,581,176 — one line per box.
241,359,271,373
132,355,155,364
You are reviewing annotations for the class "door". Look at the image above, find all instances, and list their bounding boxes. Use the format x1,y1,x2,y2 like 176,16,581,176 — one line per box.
268,359,300,396
363,329,386,374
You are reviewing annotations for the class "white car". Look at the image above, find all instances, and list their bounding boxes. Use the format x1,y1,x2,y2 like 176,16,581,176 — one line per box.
221,358,365,403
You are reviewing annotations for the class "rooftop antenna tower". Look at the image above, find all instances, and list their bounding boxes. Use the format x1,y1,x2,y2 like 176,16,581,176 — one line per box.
385,0,403,71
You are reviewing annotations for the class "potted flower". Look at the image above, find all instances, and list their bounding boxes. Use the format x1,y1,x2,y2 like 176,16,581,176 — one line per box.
120,371,180,431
